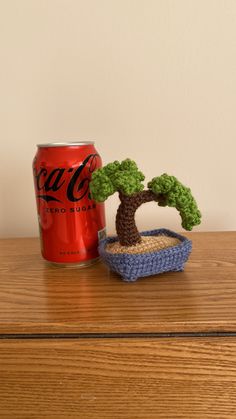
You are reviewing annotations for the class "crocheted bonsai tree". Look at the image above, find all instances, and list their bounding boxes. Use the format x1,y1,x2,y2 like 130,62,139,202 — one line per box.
90,159,201,247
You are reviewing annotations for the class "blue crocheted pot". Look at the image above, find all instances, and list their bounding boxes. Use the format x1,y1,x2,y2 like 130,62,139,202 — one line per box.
99,228,192,282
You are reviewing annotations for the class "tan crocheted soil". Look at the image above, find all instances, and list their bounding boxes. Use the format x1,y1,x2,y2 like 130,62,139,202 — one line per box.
106,235,180,255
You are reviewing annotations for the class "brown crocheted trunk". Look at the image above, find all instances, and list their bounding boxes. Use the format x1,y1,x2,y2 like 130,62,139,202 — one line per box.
115,190,161,246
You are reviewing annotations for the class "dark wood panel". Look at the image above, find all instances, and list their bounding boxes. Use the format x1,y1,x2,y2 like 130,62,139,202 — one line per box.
0,232,236,334
0,338,236,418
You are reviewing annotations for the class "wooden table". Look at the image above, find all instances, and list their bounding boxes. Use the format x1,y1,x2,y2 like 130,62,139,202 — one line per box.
0,232,236,418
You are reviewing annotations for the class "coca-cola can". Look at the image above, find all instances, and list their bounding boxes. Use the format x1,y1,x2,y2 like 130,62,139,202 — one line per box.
32,141,106,266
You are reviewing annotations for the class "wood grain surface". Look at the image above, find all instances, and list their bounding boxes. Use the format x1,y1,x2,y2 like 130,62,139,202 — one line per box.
0,232,236,334
0,337,236,418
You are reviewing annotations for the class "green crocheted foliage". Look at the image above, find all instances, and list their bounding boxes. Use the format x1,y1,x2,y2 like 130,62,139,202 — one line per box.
148,174,201,231
90,159,145,202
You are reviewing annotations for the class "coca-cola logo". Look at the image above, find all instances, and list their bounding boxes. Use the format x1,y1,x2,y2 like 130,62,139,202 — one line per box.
34,153,98,204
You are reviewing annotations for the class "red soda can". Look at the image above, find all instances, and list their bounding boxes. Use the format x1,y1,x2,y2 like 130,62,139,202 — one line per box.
32,141,106,266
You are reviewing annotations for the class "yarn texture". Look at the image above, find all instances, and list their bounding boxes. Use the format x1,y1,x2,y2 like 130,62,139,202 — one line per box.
90,159,145,202
89,158,201,281
148,174,201,231
90,159,201,247
115,190,159,246
106,234,180,254
99,229,192,282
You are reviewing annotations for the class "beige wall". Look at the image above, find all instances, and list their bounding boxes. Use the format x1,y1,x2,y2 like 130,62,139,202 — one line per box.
0,0,235,238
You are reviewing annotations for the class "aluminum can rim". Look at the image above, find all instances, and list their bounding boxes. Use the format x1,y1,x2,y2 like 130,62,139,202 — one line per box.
37,141,95,148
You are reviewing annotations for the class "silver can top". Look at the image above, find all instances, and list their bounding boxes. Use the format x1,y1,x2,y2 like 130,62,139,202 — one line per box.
37,141,95,148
